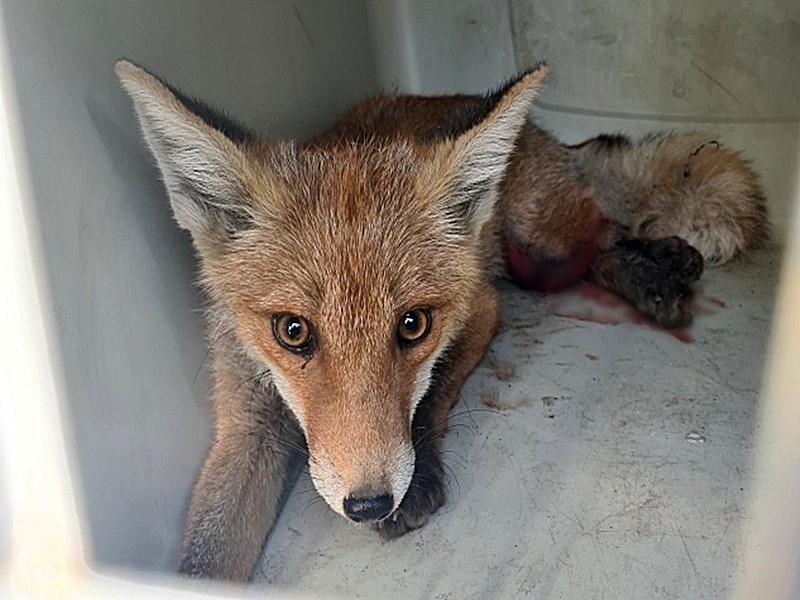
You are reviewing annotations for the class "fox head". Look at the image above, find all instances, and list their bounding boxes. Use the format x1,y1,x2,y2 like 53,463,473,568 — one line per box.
116,60,546,522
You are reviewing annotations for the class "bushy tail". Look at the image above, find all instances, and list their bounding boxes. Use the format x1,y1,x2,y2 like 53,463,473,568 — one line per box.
569,132,769,265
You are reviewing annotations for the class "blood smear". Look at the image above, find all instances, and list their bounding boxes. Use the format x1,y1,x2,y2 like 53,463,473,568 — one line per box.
545,282,723,343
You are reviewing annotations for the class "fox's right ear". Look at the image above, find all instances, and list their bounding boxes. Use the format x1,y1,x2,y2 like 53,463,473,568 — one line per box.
424,63,548,237
115,60,258,248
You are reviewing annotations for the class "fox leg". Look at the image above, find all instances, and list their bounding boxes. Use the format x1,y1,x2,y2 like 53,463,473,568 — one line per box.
376,284,500,539
178,361,303,581
501,125,725,327
501,144,705,327
500,123,609,292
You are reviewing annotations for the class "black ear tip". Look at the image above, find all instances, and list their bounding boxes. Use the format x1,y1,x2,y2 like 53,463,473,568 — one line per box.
516,62,550,87
509,62,550,84
492,62,549,100
529,61,550,75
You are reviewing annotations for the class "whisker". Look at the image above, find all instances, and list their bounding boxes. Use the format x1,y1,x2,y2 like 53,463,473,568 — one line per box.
300,495,328,518
441,449,468,469
192,327,234,387
440,461,461,496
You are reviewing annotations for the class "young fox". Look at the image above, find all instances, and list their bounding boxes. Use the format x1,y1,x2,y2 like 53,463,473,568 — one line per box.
116,60,766,581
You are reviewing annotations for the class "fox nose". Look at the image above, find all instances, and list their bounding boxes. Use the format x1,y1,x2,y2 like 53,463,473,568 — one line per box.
343,493,394,523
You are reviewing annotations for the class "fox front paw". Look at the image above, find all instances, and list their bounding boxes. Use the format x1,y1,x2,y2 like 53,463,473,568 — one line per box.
375,460,445,539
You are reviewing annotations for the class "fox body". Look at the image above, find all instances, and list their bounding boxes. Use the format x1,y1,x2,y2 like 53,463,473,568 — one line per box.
116,61,766,581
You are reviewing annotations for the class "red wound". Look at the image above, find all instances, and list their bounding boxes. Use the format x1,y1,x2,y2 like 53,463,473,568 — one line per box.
503,222,606,293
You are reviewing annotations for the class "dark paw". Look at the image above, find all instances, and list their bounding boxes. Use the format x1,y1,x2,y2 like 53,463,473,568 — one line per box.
621,236,704,282
639,278,694,329
590,238,700,329
607,236,704,328
375,461,445,540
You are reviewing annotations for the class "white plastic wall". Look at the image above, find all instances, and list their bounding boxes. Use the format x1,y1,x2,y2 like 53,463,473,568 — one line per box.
0,0,378,574
366,0,517,94
1,0,798,596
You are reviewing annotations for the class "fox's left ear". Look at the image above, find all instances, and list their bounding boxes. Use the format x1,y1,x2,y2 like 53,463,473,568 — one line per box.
425,63,548,235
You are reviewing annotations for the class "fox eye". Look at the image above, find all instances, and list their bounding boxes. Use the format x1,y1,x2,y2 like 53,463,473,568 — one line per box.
397,309,431,347
272,313,314,355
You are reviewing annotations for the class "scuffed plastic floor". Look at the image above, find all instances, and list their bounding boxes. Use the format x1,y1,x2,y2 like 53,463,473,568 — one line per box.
254,247,780,599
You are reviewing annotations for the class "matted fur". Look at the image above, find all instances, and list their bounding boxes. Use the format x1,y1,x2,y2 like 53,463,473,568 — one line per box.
570,132,768,265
